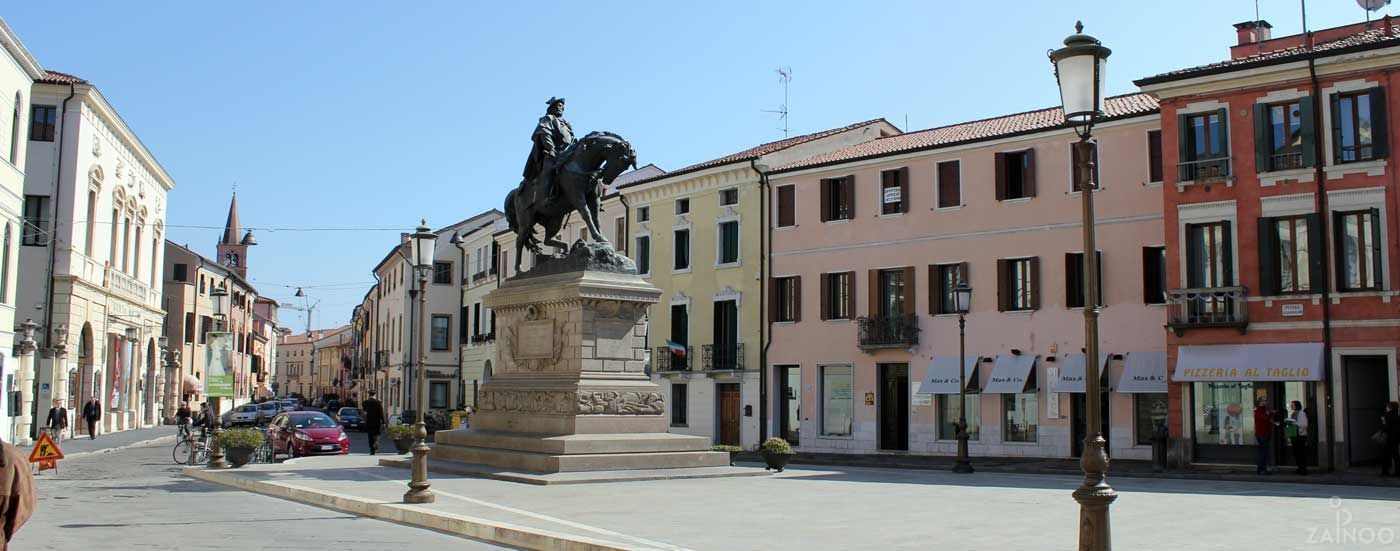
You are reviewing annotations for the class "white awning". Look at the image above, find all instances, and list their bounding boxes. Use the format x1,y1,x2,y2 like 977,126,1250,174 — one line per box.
1055,353,1109,393
1117,351,1168,393
916,356,979,395
983,354,1037,394
1173,343,1324,382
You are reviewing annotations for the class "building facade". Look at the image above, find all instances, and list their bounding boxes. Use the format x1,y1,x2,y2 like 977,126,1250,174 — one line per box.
766,95,1166,459
162,239,261,413
277,331,316,399
20,69,174,437
0,18,42,443
1136,19,1400,470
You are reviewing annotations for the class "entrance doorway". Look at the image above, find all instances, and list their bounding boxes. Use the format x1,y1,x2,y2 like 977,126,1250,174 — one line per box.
779,366,800,445
717,383,741,446
1343,356,1390,467
1071,392,1110,458
878,363,909,451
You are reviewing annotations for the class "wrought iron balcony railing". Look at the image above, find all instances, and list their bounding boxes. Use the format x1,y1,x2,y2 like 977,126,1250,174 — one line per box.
857,315,919,349
702,343,745,371
472,271,489,283
1177,156,1232,182
654,346,693,372
1268,152,1306,172
1167,286,1248,335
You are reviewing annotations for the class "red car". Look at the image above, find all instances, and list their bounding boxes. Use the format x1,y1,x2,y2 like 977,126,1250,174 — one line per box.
269,411,350,457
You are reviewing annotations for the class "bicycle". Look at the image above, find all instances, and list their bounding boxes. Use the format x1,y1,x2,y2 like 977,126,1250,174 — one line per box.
172,432,212,466
250,426,274,464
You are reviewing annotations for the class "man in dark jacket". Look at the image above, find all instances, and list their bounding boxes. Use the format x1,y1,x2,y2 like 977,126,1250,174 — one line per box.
1382,401,1400,477
361,390,385,455
44,400,68,442
81,396,101,440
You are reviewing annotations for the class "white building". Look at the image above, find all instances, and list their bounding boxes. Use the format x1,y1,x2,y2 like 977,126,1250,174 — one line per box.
0,18,44,443
19,68,174,438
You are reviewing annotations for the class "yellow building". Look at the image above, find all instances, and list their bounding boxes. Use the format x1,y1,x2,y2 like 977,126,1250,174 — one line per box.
616,120,897,448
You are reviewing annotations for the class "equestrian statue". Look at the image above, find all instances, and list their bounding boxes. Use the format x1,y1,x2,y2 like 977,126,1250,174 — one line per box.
504,97,637,273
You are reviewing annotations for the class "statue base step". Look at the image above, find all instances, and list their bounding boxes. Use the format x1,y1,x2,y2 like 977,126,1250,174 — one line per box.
431,428,728,473
379,457,767,485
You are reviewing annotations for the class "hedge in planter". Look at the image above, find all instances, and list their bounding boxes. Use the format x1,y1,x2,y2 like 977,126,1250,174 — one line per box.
759,437,794,472
216,428,266,468
387,423,416,454
711,445,742,466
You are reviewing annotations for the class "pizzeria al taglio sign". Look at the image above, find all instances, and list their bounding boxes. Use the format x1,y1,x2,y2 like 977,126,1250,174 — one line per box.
204,331,235,397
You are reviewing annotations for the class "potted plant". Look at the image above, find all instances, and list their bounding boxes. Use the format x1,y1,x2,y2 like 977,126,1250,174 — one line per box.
759,437,794,472
710,445,742,466
387,423,416,454
216,428,265,468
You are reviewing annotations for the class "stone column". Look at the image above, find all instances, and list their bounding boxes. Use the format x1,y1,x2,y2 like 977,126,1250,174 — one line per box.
15,331,37,446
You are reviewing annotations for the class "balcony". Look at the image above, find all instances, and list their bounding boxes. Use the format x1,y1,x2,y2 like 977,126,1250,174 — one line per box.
1267,152,1306,172
105,265,152,304
654,346,692,372
1166,287,1248,336
470,332,496,344
1177,157,1232,183
375,351,389,369
857,315,919,350
472,271,489,283
702,343,745,371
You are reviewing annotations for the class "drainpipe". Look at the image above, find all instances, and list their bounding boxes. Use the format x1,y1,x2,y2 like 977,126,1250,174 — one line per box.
1305,36,1337,473
455,237,466,408
32,83,76,439
752,159,770,444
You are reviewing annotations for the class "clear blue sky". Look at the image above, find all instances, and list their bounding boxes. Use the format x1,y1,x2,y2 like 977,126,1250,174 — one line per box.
2,1,1386,329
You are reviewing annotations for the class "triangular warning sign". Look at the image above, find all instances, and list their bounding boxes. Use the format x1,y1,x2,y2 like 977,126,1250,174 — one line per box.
27,432,64,463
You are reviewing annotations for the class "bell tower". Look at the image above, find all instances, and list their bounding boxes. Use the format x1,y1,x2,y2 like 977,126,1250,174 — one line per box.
215,193,256,278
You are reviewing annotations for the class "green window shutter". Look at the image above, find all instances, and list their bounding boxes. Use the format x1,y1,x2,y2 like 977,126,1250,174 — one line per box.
1256,217,1279,296
1305,213,1326,292
1333,211,1348,291
1369,88,1388,159
1176,113,1191,179
1215,107,1230,157
1221,220,1235,285
1299,96,1317,168
1253,103,1271,172
1330,94,1344,164
1370,207,1384,289
1184,223,1202,288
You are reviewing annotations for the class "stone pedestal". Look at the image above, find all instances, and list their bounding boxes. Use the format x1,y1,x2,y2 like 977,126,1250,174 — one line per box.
430,245,726,473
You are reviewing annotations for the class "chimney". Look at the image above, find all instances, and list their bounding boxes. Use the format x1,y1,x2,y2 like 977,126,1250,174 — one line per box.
1234,20,1273,46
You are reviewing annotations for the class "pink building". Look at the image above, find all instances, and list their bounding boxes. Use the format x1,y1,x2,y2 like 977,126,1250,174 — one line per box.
766,94,1169,460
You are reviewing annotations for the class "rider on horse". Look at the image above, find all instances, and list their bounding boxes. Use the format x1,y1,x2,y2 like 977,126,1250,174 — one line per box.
522,97,575,204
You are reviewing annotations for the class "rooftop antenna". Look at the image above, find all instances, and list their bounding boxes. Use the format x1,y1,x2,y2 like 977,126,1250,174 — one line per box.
1358,0,1390,25
761,67,792,138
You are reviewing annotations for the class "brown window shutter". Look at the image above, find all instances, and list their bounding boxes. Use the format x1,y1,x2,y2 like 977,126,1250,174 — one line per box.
845,271,857,319
1071,145,1082,192
793,276,802,322
1065,252,1081,307
769,277,780,322
928,264,940,315
868,269,879,317
1029,256,1042,310
899,167,910,213
820,179,831,222
777,185,795,227
845,176,857,219
820,274,831,320
1022,148,1037,197
996,259,1009,312
902,266,916,315
958,262,970,300
994,152,1007,201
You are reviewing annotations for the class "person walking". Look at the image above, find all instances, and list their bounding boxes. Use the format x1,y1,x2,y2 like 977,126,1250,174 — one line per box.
1253,399,1273,475
361,390,385,455
81,396,101,440
1381,401,1400,477
1286,400,1309,475
0,437,34,550
43,400,68,443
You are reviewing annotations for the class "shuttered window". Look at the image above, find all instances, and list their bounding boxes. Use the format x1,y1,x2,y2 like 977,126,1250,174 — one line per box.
1334,209,1383,291
929,263,968,315
1252,99,1313,172
1332,88,1388,164
1257,214,1321,296
997,257,1039,311
1065,251,1104,308
771,276,801,323
937,160,961,208
1147,130,1164,183
776,185,796,227
880,168,908,215
1142,246,1166,304
994,150,1036,200
820,272,854,320
820,176,855,221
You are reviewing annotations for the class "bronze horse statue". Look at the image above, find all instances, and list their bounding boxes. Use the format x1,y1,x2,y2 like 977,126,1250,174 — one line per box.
504,131,637,273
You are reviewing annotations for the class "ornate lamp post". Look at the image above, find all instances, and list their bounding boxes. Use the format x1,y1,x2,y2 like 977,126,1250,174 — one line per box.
404,220,437,504
157,336,170,424
124,326,138,428
52,324,69,407
952,280,974,473
16,319,37,444
1050,21,1116,550
209,282,229,468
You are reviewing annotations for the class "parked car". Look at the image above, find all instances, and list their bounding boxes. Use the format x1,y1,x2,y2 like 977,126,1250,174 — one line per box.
256,401,281,424
221,404,260,428
337,407,362,431
268,411,350,457
278,399,299,413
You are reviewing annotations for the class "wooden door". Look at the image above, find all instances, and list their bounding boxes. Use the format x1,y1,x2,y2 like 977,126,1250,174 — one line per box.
718,384,741,446
878,364,909,451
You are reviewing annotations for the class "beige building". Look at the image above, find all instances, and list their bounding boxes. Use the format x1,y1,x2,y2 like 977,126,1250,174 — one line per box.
276,331,316,399
312,325,350,398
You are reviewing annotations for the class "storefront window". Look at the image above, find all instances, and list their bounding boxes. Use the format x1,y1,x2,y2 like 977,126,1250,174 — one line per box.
821,365,853,436
1003,393,1038,442
1134,393,1169,446
937,394,980,440
1193,382,1259,446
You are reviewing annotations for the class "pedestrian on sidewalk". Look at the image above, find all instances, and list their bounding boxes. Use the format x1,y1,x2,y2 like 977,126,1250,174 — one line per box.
1286,400,1309,475
44,400,68,443
81,396,101,440
362,390,385,455
0,437,33,550
1381,401,1400,477
1253,399,1272,475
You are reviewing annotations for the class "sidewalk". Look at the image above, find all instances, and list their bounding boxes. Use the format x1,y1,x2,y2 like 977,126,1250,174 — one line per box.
29,425,176,459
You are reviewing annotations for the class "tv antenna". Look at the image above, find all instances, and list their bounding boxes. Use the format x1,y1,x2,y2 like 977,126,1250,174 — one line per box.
761,67,792,138
1358,0,1391,24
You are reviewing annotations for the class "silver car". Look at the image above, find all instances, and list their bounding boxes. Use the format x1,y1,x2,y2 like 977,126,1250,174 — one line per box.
221,404,260,427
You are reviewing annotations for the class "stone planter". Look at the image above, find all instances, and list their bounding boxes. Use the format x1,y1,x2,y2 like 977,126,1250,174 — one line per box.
393,437,414,454
226,446,255,468
762,452,792,472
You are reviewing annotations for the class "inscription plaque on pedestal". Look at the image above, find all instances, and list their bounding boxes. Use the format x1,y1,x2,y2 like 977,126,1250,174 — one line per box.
516,320,555,360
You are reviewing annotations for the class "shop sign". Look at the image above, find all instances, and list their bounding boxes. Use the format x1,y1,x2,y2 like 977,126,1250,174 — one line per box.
204,332,234,397
882,186,901,204
1281,303,1305,317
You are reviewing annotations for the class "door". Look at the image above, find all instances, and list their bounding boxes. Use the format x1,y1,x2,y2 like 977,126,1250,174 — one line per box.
878,364,909,451
780,366,801,445
1071,391,1110,458
1344,356,1389,466
717,383,741,446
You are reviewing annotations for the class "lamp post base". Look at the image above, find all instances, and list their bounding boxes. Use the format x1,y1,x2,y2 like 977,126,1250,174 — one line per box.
953,432,974,473
1074,435,1117,550
403,422,435,504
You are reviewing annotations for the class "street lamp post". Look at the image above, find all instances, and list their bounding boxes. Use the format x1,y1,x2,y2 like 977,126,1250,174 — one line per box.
952,280,974,473
209,282,229,469
1050,21,1116,551
404,220,437,504
124,326,138,428
158,336,170,424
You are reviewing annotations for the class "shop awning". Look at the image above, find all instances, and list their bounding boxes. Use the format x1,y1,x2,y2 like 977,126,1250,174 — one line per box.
1055,353,1109,393
983,354,1037,394
916,356,979,395
1173,343,1324,382
182,374,200,393
1116,351,1168,393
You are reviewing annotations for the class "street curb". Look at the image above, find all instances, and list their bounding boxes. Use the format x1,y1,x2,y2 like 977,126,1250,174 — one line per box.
55,435,176,460
182,466,664,551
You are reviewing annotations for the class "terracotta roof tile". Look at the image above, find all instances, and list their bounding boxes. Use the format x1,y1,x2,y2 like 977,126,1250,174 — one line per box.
620,118,892,188
37,70,87,85
1137,24,1400,85
775,94,1158,173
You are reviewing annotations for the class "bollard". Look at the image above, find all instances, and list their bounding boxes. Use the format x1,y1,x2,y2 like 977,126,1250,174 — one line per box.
1151,422,1169,472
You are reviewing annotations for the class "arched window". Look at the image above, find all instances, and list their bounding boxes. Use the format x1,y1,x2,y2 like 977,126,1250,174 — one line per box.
0,223,11,303
9,92,19,164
